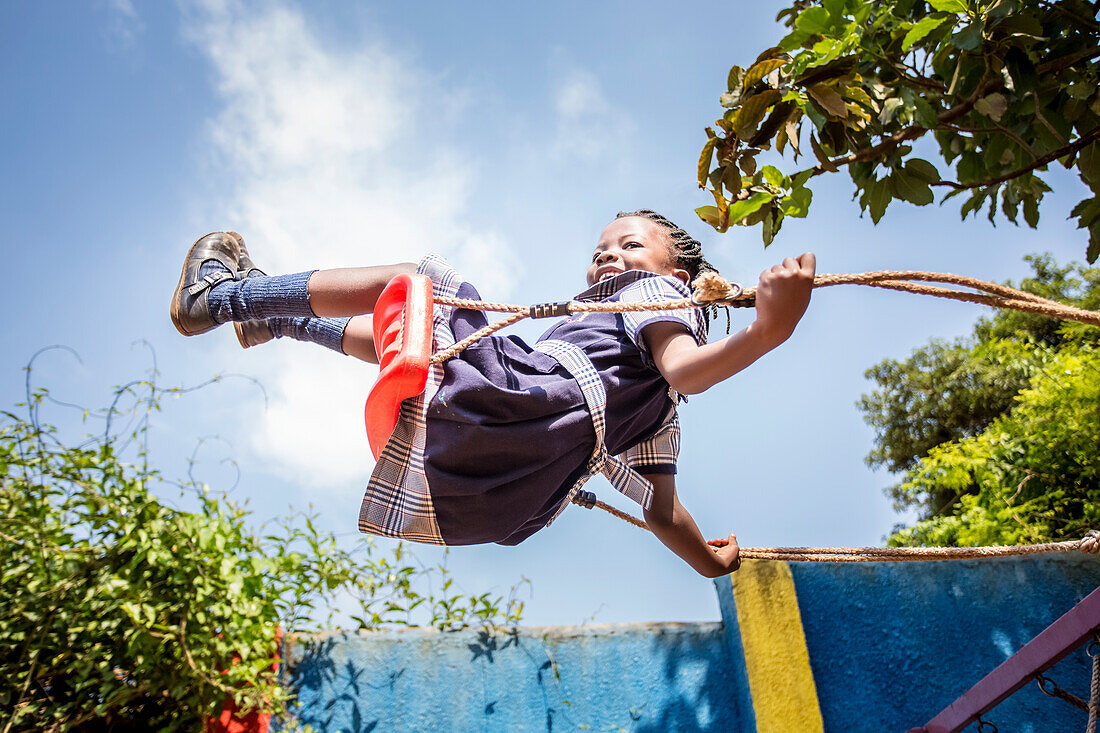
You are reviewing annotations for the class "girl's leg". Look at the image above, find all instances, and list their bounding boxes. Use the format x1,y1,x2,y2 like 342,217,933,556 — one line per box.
251,314,376,362
306,264,418,317
205,262,418,323
340,315,378,363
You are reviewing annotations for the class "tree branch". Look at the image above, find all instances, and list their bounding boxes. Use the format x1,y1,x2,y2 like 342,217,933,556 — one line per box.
1036,45,1100,76
810,66,1000,176
946,121,1039,161
931,125,1100,190
1036,1,1100,32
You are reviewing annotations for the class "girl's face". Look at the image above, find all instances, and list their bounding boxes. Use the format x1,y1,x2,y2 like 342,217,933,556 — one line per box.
587,217,690,287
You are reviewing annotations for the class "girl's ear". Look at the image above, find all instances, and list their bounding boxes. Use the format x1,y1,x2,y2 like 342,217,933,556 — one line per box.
671,268,690,285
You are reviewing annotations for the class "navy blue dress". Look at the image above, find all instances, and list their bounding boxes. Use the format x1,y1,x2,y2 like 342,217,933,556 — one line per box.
358,257,707,547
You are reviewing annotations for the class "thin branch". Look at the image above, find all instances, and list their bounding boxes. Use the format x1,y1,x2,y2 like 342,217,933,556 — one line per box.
1035,44,1100,76
946,122,1040,161
932,125,1100,189
1035,2,1100,32
810,64,999,177
1030,93,1068,145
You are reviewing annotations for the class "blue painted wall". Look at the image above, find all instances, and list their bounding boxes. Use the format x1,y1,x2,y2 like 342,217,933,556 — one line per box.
283,622,751,732
282,555,1100,732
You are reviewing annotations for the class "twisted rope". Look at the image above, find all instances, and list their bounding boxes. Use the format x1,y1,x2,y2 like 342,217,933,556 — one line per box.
1088,637,1099,733
427,270,1100,364
423,272,1100,560
582,501,1100,563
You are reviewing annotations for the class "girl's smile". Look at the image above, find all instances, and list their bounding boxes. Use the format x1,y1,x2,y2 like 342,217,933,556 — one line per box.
586,217,689,287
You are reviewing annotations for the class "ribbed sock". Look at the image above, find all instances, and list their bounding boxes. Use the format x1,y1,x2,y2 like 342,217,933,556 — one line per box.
267,316,349,354
200,261,316,323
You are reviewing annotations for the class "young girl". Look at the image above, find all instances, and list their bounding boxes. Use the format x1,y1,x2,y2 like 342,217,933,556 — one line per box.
171,210,815,578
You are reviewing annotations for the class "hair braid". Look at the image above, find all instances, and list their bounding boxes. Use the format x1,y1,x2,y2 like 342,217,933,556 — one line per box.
615,208,728,332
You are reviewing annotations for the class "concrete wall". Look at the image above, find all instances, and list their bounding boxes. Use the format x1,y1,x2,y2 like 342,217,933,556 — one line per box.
281,555,1100,732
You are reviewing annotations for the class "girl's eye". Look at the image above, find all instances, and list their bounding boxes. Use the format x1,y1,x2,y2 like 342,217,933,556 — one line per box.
624,241,641,249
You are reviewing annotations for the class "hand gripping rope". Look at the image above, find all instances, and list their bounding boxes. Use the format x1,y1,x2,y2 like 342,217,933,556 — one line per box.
364,269,1100,561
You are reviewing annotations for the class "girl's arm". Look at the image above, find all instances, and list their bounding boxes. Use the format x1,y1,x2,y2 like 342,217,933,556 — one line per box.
643,472,739,578
646,253,816,395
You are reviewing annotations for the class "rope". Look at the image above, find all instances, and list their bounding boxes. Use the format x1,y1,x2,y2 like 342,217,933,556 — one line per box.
427,270,1100,364
1088,636,1099,733
422,271,1100,560
580,503,1100,563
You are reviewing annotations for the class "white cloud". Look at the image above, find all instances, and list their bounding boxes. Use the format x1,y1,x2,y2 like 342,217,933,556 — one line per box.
551,67,623,159
180,0,522,492
105,0,144,47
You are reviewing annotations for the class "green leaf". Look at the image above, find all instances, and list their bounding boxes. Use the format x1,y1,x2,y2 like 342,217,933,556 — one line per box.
794,6,832,35
727,65,745,93
780,186,813,218
902,16,948,51
1070,196,1100,228
867,179,891,223
842,85,877,111
1077,143,1100,188
1022,196,1039,228
927,0,969,13
950,23,983,51
695,205,723,228
762,208,777,245
905,158,941,184
911,94,938,129
727,192,775,224
890,170,935,206
761,165,787,188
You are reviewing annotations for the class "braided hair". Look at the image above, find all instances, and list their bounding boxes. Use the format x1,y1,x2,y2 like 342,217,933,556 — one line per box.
615,209,728,332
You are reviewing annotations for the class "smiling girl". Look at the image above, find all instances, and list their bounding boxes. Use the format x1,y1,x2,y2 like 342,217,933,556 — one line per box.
171,210,814,577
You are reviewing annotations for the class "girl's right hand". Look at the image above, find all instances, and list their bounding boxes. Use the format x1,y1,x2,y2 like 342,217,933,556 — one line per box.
709,533,741,573
753,252,816,345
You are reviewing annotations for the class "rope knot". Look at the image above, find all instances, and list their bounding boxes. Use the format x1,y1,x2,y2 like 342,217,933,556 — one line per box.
690,272,746,307
1080,529,1100,555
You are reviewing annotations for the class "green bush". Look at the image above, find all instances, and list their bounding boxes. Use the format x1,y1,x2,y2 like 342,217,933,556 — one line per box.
0,356,526,731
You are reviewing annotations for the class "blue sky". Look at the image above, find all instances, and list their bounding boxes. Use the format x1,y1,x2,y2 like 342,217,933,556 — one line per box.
2,0,1092,626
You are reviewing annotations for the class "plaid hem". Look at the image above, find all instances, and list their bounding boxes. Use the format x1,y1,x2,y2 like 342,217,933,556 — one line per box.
619,408,680,474
357,255,459,545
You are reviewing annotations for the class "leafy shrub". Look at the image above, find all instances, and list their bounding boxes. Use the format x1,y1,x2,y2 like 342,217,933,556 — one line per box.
0,355,526,731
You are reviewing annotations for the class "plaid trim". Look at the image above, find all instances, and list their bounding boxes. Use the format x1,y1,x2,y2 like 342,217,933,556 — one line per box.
535,339,655,523
619,409,680,473
573,270,658,302
357,255,460,545
618,276,707,348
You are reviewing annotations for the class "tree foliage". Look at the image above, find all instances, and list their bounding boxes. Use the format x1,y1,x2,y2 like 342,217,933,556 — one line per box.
697,0,1100,261
0,359,526,732
857,256,1100,544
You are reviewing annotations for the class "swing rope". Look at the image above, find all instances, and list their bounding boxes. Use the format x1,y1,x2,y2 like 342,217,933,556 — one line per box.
420,270,1100,560
1088,635,1100,733
428,270,1100,364
580,500,1098,562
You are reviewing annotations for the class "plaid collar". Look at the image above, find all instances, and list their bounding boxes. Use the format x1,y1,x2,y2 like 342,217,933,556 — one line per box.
573,270,692,302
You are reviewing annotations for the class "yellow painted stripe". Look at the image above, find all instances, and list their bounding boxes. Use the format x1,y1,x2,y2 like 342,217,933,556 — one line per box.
730,560,823,733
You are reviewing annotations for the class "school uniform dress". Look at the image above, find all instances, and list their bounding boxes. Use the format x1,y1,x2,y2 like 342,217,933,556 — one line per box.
358,255,707,546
